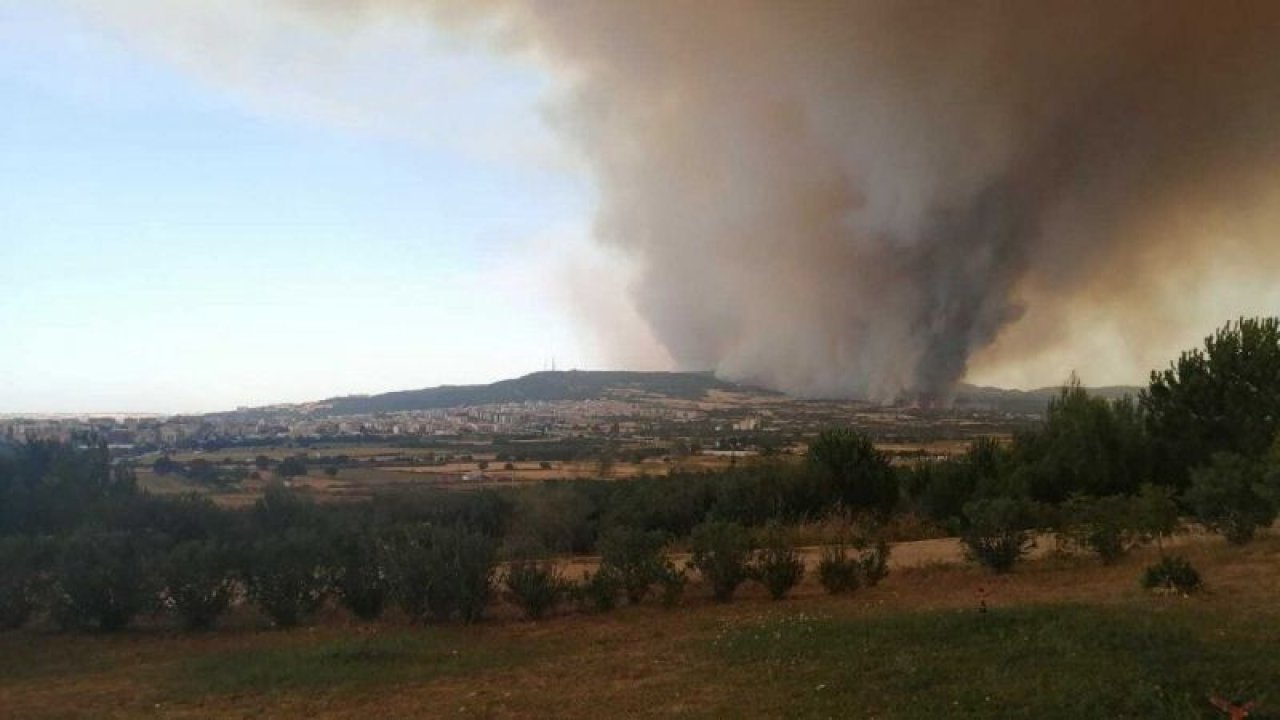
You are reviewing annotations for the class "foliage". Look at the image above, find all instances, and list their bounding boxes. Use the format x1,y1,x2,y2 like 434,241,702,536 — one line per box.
503,560,566,621
387,525,495,623
332,527,389,621
750,532,804,600
657,560,688,608
1183,453,1277,545
506,482,597,555
857,536,891,587
1141,555,1203,595
386,526,436,622
807,429,898,515
598,527,668,604
1062,494,1142,564
1010,378,1151,503
244,528,331,628
160,540,236,631
153,455,181,475
689,520,751,602
0,440,137,536
0,536,46,630
573,567,622,613
277,455,308,479
817,544,861,595
1131,483,1181,549
252,482,322,535
1144,317,1280,486
960,497,1037,574
52,529,155,632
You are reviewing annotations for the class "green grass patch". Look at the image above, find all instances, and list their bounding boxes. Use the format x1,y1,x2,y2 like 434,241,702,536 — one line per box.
170,629,542,697
712,604,1279,719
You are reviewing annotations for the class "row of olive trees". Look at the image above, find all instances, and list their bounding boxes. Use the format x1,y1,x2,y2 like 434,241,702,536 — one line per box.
958,455,1280,575
0,512,896,632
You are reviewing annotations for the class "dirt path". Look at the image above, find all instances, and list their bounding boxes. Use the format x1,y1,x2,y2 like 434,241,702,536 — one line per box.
551,529,1215,578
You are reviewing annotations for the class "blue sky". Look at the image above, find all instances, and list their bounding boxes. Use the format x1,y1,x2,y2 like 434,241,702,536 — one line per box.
0,2,607,413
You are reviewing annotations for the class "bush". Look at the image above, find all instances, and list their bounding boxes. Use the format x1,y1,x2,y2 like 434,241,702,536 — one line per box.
817,544,861,595
436,527,496,623
808,428,899,515
573,567,622,613
387,527,436,622
244,529,330,628
1184,453,1276,545
1132,483,1181,550
857,537,890,587
961,498,1037,574
388,525,495,623
657,560,687,609
690,521,751,602
1141,555,1202,595
598,527,668,604
332,530,389,621
52,530,155,632
1063,494,1142,564
751,539,804,601
503,560,565,620
160,540,236,631
0,537,46,630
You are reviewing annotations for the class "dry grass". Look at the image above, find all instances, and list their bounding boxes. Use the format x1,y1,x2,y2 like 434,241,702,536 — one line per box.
2,532,1277,718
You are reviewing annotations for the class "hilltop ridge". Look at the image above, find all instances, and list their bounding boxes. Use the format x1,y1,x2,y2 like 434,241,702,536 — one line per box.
207,370,1140,419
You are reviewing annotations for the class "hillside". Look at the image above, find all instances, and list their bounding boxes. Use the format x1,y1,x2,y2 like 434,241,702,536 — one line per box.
210,370,1142,419
312,370,761,416
953,383,1142,415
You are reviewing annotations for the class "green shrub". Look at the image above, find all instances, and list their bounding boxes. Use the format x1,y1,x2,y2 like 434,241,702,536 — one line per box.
160,540,236,631
1063,494,1142,564
1132,483,1181,550
573,567,622,613
751,541,804,601
333,531,389,622
1184,453,1276,545
503,560,565,620
0,536,46,630
857,537,890,587
52,530,155,632
961,498,1036,574
598,527,668,604
657,560,687,609
386,526,434,622
1141,555,1202,595
690,520,751,602
817,544,860,595
244,529,331,628
434,527,496,623
387,525,495,623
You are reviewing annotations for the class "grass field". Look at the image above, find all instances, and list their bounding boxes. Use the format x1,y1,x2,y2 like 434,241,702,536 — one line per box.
2,533,1277,718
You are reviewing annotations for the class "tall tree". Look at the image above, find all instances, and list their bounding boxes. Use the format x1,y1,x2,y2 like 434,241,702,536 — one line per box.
807,428,897,515
1143,317,1280,486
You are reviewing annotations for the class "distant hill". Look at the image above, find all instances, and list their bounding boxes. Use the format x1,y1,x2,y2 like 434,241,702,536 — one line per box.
210,370,1142,419
953,383,1143,415
308,370,762,416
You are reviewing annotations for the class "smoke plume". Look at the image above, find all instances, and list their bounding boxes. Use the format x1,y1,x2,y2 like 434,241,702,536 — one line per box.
443,0,1280,401
91,0,1280,401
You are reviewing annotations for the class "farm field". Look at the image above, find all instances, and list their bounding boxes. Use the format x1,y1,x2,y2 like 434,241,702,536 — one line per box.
2,533,1276,719
138,437,978,506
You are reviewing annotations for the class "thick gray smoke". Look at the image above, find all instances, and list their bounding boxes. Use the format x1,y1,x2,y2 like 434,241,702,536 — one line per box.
90,0,1280,401
459,0,1280,401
